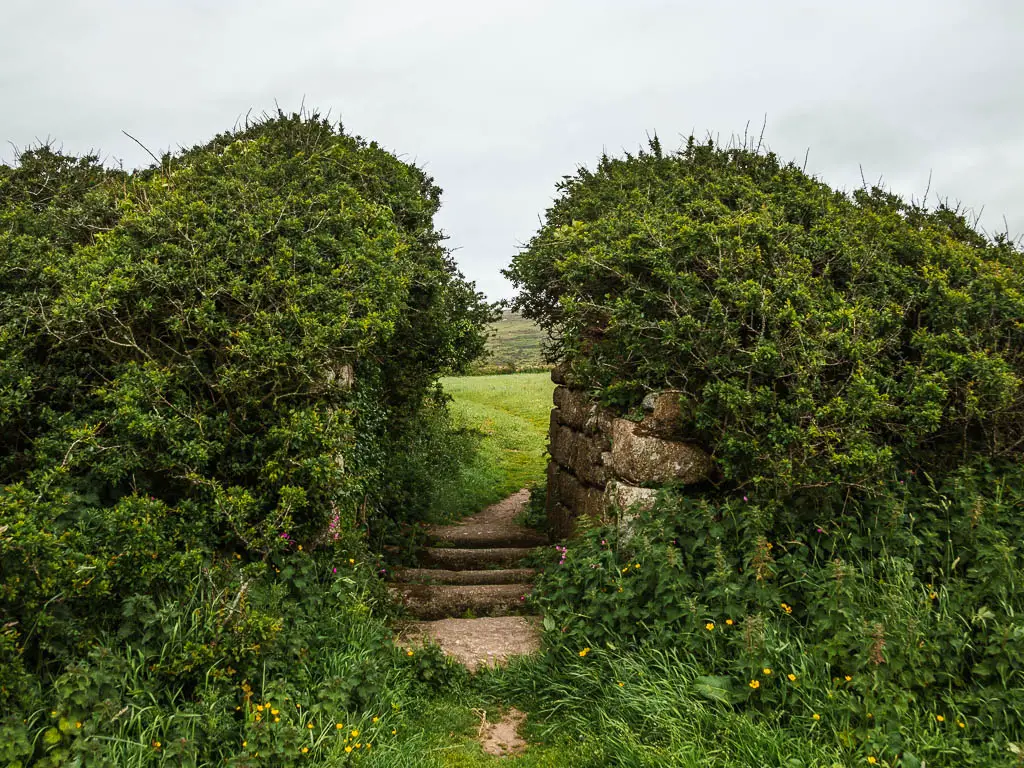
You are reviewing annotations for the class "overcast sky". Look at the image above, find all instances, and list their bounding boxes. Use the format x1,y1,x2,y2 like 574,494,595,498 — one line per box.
3,0,1021,300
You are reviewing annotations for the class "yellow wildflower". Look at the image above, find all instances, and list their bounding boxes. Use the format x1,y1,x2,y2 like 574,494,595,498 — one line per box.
867,758,877,765
725,619,733,626
336,723,344,730
936,715,945,722
307,723,314,729
812,713,820,721
579,647,590,657
763,667,772,675
705,622,715,631
351,729,359,737
372,717,379,723
845,675,852,682
958,721,966,729
345,746,353,753
787,673,797,682
749,679,760,689
301,746,308,753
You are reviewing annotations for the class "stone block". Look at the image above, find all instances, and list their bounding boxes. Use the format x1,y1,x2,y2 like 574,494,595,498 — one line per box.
604,479,659,513
550,425,607,487
639,390,686,437
548,502,575,540
609,418,712,485
550,465,605,521
551,361,572,385
605,479,659,546
552,386,593,431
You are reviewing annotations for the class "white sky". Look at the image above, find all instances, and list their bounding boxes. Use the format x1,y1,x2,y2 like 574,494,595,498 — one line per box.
2,0,1021,300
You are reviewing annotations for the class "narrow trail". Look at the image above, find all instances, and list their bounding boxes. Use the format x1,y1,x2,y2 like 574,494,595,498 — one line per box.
390,489,546,671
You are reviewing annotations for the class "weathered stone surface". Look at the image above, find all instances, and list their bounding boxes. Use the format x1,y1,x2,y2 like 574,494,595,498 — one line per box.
639,390,686,437
325,361,355,390
549,425,607,487
585,405,615,442
552,386,614,445
547,502,574,541
548,465,604,520
391,568,537,585
604,479,659,512
551,361,572,386
552,386,593,431
609,418,712,485
419,547,537,570
389,583,529,620
605,480,659,547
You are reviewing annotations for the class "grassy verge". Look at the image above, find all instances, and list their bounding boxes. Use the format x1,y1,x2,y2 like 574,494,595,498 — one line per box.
431,373,553,519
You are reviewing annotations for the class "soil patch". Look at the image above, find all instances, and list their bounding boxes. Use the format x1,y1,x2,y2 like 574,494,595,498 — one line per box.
476,706,528,757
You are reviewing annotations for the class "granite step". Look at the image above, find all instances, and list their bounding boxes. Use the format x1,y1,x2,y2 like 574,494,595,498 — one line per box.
389,583,531,621
418,547,538,570
391,567,537,585
426,527,547,549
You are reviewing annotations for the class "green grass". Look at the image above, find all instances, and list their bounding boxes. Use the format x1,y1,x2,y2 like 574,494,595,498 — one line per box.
431,373,553,519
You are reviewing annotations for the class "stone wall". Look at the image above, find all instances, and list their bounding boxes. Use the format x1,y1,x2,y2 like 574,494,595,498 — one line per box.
546,363,713,540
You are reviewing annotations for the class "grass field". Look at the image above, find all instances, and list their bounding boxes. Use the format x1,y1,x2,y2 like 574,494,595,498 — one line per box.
470,312,549,374
432,372,553,519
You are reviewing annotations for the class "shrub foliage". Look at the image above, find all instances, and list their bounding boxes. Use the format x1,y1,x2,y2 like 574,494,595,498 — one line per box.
507,137,1024,509
509,138,1024,765
0,113,493,763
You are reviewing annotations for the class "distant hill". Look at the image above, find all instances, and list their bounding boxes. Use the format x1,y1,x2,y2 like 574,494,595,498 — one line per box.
469,311,550,374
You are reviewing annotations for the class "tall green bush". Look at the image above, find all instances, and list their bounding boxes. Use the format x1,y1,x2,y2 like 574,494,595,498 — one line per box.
0,113,494,761
506,137,1024,513
509,138,1024,765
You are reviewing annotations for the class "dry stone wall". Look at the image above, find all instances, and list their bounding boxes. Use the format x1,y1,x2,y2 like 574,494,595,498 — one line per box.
546,363,713,540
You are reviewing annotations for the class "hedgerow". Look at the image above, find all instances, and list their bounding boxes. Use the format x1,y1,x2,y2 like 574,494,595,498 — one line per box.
508,138,1024,765
0,113,493,764
506,136,1024,508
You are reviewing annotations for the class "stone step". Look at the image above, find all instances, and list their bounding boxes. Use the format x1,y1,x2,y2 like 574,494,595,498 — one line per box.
391,567,537,585
427,527,547,549
397,616,542,672
389,583,530,620
418,547,538,570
